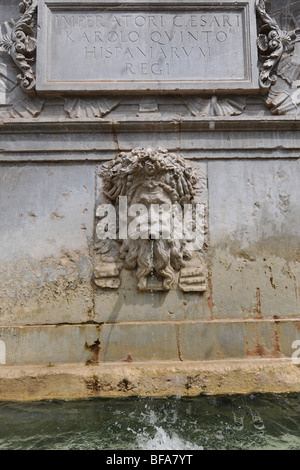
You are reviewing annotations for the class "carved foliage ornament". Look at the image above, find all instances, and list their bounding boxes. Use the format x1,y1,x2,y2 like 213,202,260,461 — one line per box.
94,148,206,293
256,0,296,90
0,0,37,92
256,0,300,115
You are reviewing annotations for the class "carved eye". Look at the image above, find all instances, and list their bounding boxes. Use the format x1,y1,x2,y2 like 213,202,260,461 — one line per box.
257,34,269,51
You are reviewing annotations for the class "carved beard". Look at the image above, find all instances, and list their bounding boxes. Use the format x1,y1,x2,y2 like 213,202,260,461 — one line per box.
120,238,186,291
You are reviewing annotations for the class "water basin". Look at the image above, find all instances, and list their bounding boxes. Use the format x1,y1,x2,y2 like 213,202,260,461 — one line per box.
0,394,299,450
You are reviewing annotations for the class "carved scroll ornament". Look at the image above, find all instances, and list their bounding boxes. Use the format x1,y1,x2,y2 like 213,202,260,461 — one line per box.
256,0,300,115
256,0,295,90
0,0,37,93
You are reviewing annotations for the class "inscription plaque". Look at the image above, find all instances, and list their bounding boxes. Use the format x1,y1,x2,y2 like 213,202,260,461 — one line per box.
36,0,259,93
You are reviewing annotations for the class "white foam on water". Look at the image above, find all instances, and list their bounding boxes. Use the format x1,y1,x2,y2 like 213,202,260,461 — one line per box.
137,426,203,451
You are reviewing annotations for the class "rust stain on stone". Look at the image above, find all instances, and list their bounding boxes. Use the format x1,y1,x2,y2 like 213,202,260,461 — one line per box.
175,325,183,362
207,296,214,320
247,340,269,358
270,276,276,290
185,374,208,392
268,266,276,290
271,331,282,358
117,378,135,392
85,339,101,365
246,331,283,359
254,288,263,319
205,268,214,320
121,345,134,363
50,210,65,221
85,375,113,393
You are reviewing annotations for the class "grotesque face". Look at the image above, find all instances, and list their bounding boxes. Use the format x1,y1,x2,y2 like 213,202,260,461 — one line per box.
129,183,173,239
120,182,188,291
100,147,198,291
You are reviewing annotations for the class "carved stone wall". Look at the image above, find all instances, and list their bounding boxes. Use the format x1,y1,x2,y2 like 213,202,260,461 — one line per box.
0,0,299,393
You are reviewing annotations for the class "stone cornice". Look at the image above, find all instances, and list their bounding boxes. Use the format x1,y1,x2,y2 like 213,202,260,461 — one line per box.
1,115,300,133
1,116,300,162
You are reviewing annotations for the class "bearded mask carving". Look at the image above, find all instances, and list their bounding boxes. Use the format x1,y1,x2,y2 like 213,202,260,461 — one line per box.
94,147,206,293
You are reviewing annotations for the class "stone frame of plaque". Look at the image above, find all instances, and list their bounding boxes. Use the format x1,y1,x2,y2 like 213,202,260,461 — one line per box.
36,0,260,94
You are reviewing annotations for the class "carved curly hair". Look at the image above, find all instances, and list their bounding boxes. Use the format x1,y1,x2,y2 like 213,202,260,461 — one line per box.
100,147,197,205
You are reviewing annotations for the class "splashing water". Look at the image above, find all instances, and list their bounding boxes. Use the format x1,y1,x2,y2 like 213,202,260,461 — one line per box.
134,404,202,450
138,426,203,450
0,395,300,450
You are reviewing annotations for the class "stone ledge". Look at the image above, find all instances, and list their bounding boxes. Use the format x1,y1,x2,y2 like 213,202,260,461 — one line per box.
1,119,300,162
0,359,300,401
0,319,299,365
1,116,300,131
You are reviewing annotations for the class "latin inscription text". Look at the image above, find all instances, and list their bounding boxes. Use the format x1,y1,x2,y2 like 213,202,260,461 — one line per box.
51,10,245,80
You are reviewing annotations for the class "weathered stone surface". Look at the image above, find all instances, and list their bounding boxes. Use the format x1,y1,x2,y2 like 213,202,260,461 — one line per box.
208,159,300,244
1,359,300,401
179,320,300,361
99,323,179,362
0,164,95,324
208,159,300,320
94,270,211,323
97,319,300,363
210,250,300,320
0,324,102,366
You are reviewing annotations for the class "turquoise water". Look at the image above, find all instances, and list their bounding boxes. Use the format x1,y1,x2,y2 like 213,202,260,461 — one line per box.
0,394,300,450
